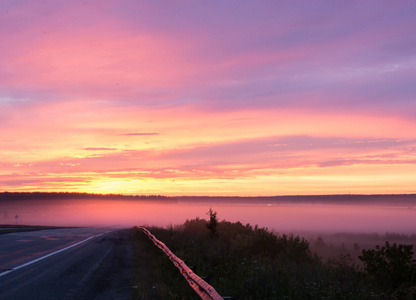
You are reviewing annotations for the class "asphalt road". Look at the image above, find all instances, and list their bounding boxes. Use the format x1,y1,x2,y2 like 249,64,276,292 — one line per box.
0,227,132,300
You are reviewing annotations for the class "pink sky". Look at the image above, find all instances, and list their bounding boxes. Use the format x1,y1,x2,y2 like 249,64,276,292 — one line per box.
1,0,416,196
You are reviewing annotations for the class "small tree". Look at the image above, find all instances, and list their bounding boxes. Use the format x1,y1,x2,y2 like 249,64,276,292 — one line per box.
278,234,313,263
206,208,218,238
359,241,416,290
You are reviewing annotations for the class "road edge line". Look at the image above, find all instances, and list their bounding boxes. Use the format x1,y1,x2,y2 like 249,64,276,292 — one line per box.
0,230,114,277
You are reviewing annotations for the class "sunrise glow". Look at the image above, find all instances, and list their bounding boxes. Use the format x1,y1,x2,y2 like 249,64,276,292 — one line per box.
1,1,416,196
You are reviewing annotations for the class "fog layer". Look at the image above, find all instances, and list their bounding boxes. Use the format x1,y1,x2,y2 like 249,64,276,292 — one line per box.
2,199,415,234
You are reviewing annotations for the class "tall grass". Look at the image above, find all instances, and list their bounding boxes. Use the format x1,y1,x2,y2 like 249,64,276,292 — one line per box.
130,228,199,300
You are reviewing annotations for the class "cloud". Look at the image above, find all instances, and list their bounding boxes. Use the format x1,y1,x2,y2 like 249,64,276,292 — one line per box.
1,1,416,195
66,136,416,176
81,147,118,151
1,0,415,116
120,133,159,136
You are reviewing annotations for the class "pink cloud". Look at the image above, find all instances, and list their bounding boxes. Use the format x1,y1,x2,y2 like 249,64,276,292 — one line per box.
82,147,118,151
120,133,159,136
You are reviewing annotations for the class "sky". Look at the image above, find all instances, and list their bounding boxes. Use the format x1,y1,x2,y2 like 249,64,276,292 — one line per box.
1,0,416,196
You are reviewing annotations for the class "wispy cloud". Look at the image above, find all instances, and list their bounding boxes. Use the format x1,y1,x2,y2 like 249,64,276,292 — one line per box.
82,147,118,151
120,133,159,136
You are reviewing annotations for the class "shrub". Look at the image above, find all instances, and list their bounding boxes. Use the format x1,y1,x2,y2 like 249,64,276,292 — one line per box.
132,214,416,299
182,217,208,235
278,234,314,264
359,241,416,291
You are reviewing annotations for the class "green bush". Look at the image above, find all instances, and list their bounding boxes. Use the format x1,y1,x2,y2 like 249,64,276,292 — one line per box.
131,211,416,299
359,241,416,292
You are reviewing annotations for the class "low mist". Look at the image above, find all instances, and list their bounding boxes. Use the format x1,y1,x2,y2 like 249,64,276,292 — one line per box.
1,198,415,234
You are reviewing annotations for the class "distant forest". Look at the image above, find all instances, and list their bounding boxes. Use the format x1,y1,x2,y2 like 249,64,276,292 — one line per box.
0,192,175,202
1,192,416,206
177,194,416,206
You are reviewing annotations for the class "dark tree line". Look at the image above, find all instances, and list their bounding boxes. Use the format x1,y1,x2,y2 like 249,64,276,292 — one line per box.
0,191,175,202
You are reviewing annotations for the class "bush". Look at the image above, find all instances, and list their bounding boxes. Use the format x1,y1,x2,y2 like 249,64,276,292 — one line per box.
359,241,416,291
132,212,416,299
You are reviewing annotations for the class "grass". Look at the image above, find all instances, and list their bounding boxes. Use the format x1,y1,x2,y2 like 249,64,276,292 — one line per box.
129,228,200,300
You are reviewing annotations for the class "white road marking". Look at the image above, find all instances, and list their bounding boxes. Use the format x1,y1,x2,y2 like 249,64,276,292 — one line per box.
0,230,114,277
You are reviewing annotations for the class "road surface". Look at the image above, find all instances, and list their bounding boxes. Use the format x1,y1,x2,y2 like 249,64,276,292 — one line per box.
0,227,132,300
